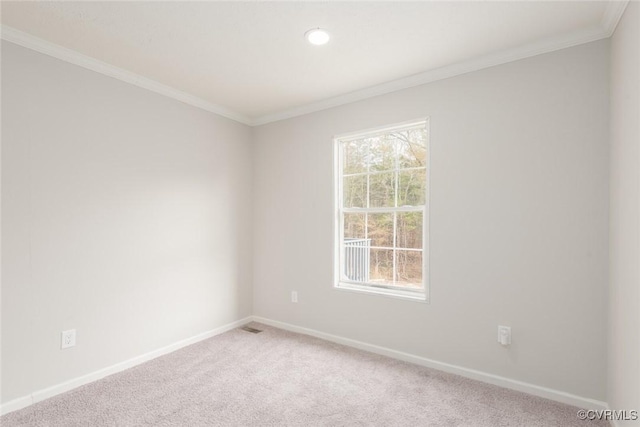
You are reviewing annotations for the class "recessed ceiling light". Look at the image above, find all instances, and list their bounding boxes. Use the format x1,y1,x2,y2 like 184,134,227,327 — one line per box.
305,28,330,46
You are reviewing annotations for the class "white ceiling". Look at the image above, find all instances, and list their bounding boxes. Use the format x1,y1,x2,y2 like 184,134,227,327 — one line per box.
0,1,625,125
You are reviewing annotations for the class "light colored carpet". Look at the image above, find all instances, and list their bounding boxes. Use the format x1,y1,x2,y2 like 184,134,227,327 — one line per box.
2,323,605,427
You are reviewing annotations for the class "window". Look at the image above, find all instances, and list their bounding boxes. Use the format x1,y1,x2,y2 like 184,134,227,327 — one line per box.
334,119,429,301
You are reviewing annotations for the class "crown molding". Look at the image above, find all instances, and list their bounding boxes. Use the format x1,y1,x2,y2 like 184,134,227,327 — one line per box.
251,24,610,126
0,25,253,126
2,0,627,128
601,0,630,37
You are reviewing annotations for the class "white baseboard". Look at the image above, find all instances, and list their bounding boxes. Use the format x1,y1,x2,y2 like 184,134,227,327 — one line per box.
0,395,32,416
0,316,252,416
251,315,608,411
1,315,608,417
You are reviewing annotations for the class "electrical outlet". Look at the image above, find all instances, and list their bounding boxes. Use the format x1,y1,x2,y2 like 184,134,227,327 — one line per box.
61,329,76,349
291,291,298,303
498,325,511,346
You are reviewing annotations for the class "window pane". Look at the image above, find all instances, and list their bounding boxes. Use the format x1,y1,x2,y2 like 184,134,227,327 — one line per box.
395,250,423,288
343,213,366,239
369,172,395,207
368,213,393,248
398,169,425,206
394,129,427,169
396,211,422,249
343,175,367,208
343,140,368,175
369,249,394,285
368,135,396,172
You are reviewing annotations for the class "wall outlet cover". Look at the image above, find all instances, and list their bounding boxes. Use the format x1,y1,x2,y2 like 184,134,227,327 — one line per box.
61,329,76,349
498,325,511,346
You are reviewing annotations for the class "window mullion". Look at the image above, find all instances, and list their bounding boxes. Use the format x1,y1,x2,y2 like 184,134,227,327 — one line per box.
343,206,423,214
343,166,425,178
392,211,397,285
392,137,399,285
365,140,370,246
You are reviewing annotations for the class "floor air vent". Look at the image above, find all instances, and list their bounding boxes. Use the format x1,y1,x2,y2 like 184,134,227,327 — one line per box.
240,326,263,334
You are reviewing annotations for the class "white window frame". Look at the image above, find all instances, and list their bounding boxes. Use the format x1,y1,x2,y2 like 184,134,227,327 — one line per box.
333,118,430,302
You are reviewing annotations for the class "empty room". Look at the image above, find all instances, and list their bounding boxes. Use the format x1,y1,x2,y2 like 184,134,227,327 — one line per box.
1,1,638,426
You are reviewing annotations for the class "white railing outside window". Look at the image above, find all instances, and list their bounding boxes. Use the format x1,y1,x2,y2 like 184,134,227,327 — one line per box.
344,238,371,282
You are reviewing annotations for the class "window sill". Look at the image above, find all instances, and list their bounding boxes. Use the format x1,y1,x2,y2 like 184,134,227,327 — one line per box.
334,282,429,303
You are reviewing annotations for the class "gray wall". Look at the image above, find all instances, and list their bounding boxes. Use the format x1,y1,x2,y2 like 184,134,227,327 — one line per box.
252,40,610,400
1,41,253,403
608,1,640,418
